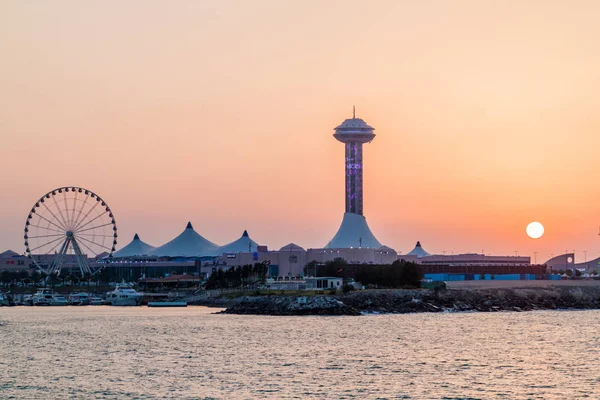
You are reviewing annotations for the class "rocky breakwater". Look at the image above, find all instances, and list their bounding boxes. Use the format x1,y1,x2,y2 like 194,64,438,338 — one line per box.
218,286,600,316
220,295,361,316
342,286,600,313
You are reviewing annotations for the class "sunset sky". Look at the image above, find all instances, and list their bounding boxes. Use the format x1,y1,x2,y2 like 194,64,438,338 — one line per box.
2,1,600,262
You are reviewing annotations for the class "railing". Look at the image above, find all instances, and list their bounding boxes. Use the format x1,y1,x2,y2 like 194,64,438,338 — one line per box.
190,287,252,298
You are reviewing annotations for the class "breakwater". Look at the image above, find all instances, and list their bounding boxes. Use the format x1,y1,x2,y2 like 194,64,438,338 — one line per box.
219,286,600,315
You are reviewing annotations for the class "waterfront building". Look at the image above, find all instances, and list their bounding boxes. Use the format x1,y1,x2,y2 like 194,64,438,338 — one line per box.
326,108,382,249
213,243,306,279
305,276,343,290
0,250,30,272
306,246,397,265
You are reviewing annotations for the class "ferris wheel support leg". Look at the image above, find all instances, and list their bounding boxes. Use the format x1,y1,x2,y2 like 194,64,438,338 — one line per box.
71,237,92,276
50,237,71,276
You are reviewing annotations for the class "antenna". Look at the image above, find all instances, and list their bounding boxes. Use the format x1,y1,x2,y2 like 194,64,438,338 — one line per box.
353,105,355,118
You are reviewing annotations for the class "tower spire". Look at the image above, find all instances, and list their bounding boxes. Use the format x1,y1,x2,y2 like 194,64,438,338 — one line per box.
353,105,355,119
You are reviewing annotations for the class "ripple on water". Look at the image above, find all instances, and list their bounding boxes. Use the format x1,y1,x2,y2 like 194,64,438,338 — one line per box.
0,308,599,399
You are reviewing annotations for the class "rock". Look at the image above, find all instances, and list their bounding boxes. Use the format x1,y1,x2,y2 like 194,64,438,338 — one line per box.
217,286,600,316
221,295,361,316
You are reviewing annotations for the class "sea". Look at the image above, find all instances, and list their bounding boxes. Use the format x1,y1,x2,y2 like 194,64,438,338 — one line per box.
0,307,598,399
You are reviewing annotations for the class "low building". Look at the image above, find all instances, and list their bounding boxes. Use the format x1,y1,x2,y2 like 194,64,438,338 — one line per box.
307,246,398,265
0,250,30,272
305,276,343,290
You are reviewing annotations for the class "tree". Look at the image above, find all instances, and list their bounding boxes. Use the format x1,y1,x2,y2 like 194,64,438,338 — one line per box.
47,273,60,288
395,260,423,287
30,271,42,286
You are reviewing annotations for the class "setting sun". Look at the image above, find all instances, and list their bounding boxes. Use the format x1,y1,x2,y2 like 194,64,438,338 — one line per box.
526,222,545,239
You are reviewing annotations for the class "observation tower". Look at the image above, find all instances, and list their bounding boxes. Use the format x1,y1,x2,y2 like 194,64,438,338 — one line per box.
326,108,382,248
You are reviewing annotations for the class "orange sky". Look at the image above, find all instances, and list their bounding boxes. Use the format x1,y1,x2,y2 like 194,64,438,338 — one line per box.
2,1,600,262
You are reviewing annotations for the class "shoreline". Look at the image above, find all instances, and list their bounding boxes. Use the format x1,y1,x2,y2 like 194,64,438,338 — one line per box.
212,285,600,316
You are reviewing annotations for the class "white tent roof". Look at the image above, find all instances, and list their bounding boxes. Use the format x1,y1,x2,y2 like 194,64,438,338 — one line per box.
377,245,397,253
150,222,219,257
113,234,156,258
280,243,305,252
0,250,19,258
218,230,260,254
326,213,382,249
406,241,431,257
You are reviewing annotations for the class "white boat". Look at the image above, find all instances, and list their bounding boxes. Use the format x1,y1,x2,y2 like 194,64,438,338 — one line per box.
0,292,11,306
69,292,91,305
22,294,33,306
147,301,187,308
89,296,103,306
105,285,143,306
50,295,69,306
32,289,68,306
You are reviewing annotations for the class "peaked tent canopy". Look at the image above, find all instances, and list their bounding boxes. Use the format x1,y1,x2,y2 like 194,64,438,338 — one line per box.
0,250,20,258
377,245,397,253
405,241,431,258
218,230,260,254
150,222,219,257
113,234,156,258
279,243,305,252
326,213,382,249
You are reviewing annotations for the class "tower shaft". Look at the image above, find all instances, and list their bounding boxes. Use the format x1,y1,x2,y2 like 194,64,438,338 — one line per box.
345,142,364,215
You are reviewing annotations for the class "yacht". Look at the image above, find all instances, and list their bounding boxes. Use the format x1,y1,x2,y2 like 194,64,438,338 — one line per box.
22,294,34,306
32,289,68,306
105,285,143,306
68,292,91,305
0,292,14,306
89,296,104,306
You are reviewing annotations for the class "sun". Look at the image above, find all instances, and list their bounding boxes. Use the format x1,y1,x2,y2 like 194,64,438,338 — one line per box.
526,222,544,239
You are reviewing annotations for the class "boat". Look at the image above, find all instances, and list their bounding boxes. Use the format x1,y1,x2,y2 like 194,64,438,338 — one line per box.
147,301,188,308
22,294,34,306
32,289,68,306
0,292,15,306
68,292,91,305
50,295,69,306
89,296,104,306
105,285,143,306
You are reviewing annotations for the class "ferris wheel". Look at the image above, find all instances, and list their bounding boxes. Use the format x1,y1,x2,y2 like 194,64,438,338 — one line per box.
24,187,117,276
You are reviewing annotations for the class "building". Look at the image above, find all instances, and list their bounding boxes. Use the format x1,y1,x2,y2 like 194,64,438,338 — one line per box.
306,246,398,265
326,108,382,249
0,250,30,272
213,243,307,279
305,277,343,290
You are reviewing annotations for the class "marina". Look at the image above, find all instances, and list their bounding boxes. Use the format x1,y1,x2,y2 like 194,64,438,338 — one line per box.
1,285,186,307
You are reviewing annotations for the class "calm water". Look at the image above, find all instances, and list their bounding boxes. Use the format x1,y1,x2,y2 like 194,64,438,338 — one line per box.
1,307,599,399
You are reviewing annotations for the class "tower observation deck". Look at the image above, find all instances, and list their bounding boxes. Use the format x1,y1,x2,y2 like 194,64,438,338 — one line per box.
326,108,382,249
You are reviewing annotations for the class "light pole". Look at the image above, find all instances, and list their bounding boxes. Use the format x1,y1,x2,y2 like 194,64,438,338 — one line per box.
533,252,537,264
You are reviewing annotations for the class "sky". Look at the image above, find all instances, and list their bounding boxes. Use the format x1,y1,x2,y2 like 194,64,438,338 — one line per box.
1,0,600,262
